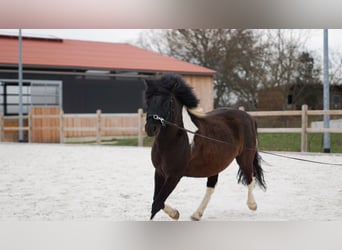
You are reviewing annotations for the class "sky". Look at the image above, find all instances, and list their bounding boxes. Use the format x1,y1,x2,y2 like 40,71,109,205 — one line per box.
1,29,342,57
0,29,145,44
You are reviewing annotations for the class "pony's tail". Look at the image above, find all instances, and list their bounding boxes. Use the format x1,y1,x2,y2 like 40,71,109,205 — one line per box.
253,152,266,191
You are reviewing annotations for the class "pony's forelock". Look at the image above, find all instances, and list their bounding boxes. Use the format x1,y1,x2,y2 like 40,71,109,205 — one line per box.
160,74,199,109
145,74,200,109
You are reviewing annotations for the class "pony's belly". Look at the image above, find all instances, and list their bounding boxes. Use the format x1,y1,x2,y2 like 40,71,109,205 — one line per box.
185,157,234,177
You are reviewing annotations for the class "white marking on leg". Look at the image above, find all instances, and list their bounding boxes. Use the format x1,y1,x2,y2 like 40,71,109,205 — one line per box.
163,204,180,220
247,177,257,211
191,187,215,221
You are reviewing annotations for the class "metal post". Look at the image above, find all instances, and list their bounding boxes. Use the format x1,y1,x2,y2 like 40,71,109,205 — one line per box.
323,29,330,153
18,29,24,142
0,113,4,142
96,109,102,144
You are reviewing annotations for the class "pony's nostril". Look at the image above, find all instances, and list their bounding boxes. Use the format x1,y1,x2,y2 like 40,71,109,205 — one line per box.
151,125,159,134
145,122,159,136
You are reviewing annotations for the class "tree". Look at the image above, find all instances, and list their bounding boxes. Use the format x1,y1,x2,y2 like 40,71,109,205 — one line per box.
258,30,317,109
137,29,318,110
136,29,169,55
328,49,342,85
289,51,322,109
157,29,267,109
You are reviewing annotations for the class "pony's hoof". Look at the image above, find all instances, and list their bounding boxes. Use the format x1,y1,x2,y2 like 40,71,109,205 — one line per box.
247,202,257,211
190,212,202,221
169,210,180,220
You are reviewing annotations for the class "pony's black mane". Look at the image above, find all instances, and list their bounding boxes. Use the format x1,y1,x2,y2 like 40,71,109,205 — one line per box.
145,74,199,109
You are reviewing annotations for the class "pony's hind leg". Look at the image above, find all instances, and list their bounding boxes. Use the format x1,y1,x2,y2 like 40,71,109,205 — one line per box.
236,154,258,211
191,174,218,221
247,177,257,211
247,152,266,210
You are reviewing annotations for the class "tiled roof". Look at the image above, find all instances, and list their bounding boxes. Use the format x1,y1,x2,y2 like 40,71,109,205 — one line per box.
0,35,215,75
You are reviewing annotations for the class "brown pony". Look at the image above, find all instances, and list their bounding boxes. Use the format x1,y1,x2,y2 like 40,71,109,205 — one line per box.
144,74,266,220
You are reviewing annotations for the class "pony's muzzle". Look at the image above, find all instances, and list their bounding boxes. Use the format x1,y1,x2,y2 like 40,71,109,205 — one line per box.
145,119,160,137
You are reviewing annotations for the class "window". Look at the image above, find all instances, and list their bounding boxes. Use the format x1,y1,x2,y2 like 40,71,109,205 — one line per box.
0,82,31,115
31,83,60,106
0,80,62,115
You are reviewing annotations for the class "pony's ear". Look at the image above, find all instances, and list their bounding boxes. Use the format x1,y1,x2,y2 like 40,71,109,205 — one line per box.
144,79,152,90
170,78,180,92
144,79,159,92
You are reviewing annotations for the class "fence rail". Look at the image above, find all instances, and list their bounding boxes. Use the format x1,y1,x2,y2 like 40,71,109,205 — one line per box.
1,105,342,151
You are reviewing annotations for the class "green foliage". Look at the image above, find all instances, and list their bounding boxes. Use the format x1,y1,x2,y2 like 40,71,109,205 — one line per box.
66,136,154,147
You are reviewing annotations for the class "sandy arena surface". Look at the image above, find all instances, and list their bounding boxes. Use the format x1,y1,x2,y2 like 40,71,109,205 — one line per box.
0,142,342,221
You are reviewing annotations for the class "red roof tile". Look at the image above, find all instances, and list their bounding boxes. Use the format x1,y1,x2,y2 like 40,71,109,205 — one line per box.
0,35,215,75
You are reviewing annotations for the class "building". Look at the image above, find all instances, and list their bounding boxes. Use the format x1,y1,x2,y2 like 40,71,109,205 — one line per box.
258,84,342,111
0,34,215,116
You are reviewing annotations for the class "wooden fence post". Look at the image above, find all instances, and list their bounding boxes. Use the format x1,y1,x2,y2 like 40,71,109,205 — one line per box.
96,109,102,144
137,108,143,147
301,104,308,152
0,113,3,142
59,110,64,144
28,112,32,143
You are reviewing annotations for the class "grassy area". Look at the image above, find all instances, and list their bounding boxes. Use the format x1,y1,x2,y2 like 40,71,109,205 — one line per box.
67,133,342,153
104,136,154,147
258,133,342,153
66,136,154,147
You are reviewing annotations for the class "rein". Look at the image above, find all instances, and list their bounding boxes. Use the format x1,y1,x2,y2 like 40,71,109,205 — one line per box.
151,114,342,167
259,151,342,166
152,114,235,145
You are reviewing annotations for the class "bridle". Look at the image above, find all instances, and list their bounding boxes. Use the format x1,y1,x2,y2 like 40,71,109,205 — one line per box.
146,94,174,128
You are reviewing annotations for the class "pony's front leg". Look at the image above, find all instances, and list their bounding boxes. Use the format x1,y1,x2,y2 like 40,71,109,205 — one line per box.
163,204,179,220
151,175,182,220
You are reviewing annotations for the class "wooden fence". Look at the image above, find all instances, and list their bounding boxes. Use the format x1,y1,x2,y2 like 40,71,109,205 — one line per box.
244,105,342,152
61,109,145,146
0,108,146,146
0,114,30,142
1,105,342,151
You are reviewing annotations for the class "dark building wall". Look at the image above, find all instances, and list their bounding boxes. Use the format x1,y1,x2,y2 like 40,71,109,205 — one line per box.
63,77,145,113
0,71,145,113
